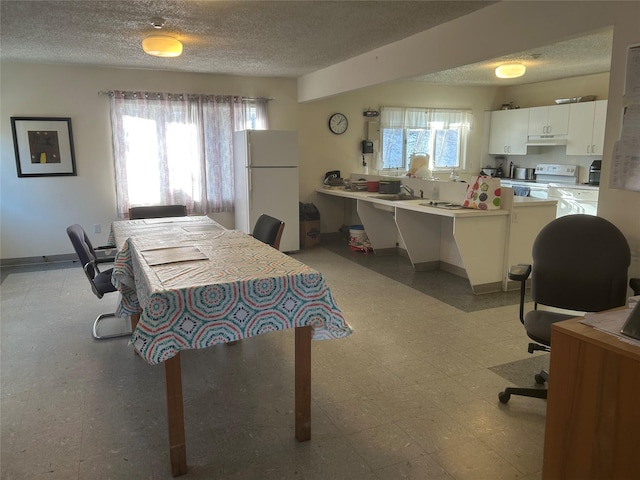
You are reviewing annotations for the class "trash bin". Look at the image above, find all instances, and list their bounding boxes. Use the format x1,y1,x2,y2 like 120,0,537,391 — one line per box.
348,224,371,253
299,203,321,248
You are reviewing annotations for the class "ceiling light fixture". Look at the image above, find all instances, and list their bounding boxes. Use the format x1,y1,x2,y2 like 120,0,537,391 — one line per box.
142,17,182,58
495,63,526,79
142,35,183,57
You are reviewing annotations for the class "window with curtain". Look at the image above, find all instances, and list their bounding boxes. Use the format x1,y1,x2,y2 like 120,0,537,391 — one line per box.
109,91,268,217
380,106,472,173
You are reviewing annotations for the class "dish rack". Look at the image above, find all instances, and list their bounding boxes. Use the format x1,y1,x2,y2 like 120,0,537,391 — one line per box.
349,180,369,191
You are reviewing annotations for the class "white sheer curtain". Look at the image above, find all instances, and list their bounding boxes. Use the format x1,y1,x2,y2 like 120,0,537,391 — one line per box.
380,106,472,171
110,91,268,217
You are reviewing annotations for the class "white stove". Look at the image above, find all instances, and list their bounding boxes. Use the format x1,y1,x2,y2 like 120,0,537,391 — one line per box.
534,164,578,185
502,164,598,216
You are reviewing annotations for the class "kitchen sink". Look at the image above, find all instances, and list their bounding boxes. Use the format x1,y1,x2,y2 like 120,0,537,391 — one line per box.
369,194,420,201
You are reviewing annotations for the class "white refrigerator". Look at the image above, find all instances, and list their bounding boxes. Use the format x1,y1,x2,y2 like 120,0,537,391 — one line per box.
233,130,300,252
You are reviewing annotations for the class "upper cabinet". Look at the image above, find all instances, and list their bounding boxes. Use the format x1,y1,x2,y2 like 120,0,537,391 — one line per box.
488,109,529,155
566,100,607,156
528,104,570,136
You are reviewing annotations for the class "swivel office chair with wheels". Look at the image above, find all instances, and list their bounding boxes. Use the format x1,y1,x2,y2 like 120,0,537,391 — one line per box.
66,224,131,340
498,214,631,404
252,214,285,250
128,204,187,220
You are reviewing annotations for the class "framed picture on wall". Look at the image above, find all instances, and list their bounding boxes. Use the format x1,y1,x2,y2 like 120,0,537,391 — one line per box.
10,117,77,177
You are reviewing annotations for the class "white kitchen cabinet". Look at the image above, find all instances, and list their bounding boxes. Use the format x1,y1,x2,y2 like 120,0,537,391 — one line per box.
528,104,570,136
566,100,607,155
488,108,529,155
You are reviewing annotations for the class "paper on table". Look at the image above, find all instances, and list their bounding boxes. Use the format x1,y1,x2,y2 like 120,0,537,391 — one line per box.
141,246,208,266
580,308,640,347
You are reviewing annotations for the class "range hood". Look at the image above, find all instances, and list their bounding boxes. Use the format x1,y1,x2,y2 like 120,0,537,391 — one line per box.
526,135,567,146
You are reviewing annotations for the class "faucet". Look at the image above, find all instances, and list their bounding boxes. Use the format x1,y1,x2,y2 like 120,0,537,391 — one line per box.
400,184,414,197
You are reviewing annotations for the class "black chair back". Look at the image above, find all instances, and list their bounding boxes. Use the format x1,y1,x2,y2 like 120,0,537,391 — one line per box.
66,224,128,339
66,224,99,280
66,224,117,299
252,214,285,249
531,215,630,312
129,204,187,219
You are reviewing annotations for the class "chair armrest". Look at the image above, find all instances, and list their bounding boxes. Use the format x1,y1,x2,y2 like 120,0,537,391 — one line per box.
509,264,532,326
508,264,532,282
95,245,116,264
630,278,640,296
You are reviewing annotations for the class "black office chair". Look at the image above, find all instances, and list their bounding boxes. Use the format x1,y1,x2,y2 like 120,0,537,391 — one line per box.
252,214,285,250
128,204,187,220
66,224,131,340
498,215,631,404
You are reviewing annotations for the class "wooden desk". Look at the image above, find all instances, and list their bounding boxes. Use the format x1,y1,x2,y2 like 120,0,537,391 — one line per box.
543,318,640,479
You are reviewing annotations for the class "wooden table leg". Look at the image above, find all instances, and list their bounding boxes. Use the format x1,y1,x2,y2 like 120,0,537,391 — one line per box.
130,312,140,333
165,353,187,476
295,326,312,441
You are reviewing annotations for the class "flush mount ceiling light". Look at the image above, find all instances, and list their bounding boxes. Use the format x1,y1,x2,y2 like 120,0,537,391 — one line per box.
142,35,183,57
495,63,526,79
142,17,183,57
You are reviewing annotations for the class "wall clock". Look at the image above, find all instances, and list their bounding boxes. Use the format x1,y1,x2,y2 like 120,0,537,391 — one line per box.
328,113,348,135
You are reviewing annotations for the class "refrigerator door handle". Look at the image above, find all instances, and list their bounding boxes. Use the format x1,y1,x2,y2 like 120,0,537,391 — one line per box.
248,168,252,209
247,140,252,167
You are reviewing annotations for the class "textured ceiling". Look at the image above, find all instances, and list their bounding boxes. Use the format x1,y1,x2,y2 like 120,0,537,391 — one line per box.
0,1,613,86
411,28,613,86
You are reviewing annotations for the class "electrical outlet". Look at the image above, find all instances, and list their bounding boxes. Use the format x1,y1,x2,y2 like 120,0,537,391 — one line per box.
93,224,101,234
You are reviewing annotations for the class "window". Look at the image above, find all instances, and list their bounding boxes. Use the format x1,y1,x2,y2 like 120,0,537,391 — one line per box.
380,106,472,173
110,91,268,217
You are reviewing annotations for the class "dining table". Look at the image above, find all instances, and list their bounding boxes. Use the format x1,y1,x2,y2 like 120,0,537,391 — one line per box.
109,215,352,476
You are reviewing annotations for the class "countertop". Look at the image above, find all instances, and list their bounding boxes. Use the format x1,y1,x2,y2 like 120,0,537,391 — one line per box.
501,179,600,191
317,186,555,216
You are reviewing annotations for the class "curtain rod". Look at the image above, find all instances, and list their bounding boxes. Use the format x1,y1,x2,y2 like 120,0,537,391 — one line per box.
98,90,273,101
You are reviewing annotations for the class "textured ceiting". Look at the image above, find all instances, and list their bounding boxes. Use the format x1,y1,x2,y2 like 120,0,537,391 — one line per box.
0,1,611,85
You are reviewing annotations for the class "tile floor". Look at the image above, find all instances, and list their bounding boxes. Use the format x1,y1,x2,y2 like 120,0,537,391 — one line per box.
1,243,548,479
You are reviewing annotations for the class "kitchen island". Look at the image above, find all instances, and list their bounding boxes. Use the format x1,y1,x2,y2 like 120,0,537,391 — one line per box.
316,184,556,294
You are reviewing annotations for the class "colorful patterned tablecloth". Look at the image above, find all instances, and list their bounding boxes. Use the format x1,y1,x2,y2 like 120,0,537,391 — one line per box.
111,218,351,365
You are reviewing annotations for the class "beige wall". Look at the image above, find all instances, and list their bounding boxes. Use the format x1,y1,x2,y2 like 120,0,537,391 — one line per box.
497,73,610,109
0,61,627,263
297,0,639,280
0,62,297,259
2,0,638,279
298,82,500,234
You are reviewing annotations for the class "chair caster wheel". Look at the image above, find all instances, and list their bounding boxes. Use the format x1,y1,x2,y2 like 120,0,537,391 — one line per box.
535,374,546,385
498,391,511,404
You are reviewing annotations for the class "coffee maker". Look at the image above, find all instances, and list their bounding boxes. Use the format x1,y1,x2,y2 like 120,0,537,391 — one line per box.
589,160,601,186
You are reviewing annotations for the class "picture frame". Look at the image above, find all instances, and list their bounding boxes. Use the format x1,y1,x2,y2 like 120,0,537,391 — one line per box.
10,117,77,177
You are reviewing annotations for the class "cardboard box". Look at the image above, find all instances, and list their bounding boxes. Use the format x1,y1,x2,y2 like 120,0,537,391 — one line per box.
300,220,321,248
